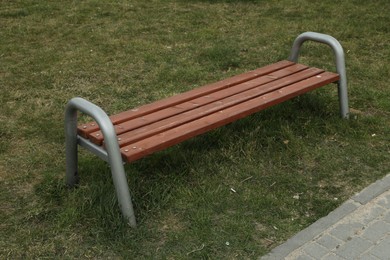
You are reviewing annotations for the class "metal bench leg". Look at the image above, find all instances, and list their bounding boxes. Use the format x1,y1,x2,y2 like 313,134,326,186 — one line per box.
288,32,349,119
65,97,137,227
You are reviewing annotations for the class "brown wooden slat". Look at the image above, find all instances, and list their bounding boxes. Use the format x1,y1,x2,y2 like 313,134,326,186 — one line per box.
88,63,309,145
120,71,339,162
113,67,325,148
77,60,295,137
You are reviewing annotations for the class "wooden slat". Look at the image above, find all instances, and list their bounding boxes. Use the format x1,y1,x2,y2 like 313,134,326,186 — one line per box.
113,67,325,148
120,71,339,162
77,60,295,137
88,63,309,145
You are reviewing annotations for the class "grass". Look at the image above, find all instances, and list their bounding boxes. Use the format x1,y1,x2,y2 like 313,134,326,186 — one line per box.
1,0,389,258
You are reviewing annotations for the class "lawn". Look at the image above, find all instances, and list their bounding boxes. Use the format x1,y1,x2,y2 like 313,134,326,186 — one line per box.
1,0,389,258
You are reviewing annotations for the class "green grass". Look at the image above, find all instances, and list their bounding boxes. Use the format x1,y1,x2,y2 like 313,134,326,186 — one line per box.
1,0,389,258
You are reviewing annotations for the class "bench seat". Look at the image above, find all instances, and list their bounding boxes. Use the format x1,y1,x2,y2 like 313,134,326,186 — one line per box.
77,60,339,162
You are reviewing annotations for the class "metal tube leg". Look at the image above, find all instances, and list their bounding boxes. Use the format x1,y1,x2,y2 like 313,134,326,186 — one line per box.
288,32,349,118
109,159,137,227
105,135,137,227
65,106,79,187
338,74,349,119
65,97,137,227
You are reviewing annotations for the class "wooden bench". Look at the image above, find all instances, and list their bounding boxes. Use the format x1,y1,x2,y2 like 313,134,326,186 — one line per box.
65,32,349,227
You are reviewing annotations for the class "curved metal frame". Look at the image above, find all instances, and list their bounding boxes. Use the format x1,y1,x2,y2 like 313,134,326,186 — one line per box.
65,97,136,227
288,32,349,118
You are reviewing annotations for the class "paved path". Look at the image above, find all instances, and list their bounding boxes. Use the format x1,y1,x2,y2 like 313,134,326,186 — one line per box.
261,174,390,260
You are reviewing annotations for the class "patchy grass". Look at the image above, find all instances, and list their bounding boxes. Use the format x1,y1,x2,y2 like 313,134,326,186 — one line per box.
1,0,389,258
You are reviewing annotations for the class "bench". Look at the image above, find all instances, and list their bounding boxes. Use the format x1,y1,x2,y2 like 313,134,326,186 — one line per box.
65,32,349,227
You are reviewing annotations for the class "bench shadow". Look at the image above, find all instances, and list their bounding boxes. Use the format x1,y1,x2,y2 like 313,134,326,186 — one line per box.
126,91,335,214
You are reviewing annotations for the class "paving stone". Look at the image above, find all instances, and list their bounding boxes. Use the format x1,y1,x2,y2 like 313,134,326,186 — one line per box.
295,255,314,260
369,236,390,259
316,234,343,251
358,205,386,225
359,252,380,260
362,220,390,241
329,222,364,241
377,192,390,208
321,253,346,260
384,211,390,224
353,176,390,205
334,237,373,259
301,242,328,259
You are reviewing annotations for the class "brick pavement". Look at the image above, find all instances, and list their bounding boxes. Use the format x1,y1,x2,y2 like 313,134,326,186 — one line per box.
261,174,390,260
